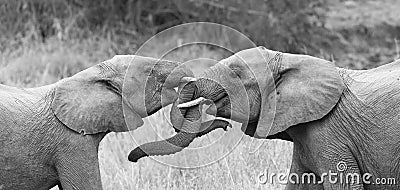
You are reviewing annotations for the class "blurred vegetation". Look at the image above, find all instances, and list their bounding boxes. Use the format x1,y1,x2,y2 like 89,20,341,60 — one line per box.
1,0,399,72
2,0,400,71
1,0,332,53
0,0,333,86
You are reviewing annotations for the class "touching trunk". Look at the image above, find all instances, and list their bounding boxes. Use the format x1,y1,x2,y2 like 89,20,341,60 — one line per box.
128,107,201,162
128,81,230,162
170,78,227,129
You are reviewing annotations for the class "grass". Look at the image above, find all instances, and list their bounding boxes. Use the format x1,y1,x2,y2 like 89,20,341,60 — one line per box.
99,119,292,190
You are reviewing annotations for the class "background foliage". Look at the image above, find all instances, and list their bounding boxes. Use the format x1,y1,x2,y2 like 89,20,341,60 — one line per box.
0,0,342,56
1,0,329,48
2,0,399,70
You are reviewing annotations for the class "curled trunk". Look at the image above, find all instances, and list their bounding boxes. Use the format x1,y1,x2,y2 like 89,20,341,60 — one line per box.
128,81,230,162
170,78,227,129
128,110,199,162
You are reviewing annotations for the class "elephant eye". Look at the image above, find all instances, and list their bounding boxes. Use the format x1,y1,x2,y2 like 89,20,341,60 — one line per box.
142,64,154,76
98,79,121,95
230,66,242,78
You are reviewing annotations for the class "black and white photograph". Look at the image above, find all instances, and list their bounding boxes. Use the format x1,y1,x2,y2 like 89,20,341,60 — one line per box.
0,0,399,189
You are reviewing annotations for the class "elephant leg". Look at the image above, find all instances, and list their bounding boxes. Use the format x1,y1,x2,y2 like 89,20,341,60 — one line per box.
56,151,102,190
55,135,104,190
315,146,364,190
285,144,323,190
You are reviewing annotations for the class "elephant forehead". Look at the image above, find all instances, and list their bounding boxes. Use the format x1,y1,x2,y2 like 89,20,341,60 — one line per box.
109,55,136,68
220,48,275,68
237,47,276,62
110,55,170,71
123,57,181,79
110,55,153,72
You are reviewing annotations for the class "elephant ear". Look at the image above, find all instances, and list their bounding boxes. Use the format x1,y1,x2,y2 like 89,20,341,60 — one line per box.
51,65,143,135
254,53,345,138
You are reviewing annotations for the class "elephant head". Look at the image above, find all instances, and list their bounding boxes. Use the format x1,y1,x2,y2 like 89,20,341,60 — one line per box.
172,47,345,139
51,55,193,134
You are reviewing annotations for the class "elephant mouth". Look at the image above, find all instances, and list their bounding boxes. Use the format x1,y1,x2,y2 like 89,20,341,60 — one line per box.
214,92,228,105
176,77,231,118
217,93,229,105
147,104,162,116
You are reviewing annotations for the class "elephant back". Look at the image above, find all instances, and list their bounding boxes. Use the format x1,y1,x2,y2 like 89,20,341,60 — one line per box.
338,59,400,106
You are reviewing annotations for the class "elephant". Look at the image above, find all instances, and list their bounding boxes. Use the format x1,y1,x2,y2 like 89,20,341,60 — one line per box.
0,55,201,190
129,47,400,190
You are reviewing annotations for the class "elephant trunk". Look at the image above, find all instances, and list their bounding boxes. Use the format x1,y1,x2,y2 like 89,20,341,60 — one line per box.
128,124,198,162
170,77,228,129
128,78,231,162
128,82,202,162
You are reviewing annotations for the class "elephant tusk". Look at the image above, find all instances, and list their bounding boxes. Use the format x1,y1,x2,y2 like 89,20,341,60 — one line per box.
177,97,208,108
180,77,197,83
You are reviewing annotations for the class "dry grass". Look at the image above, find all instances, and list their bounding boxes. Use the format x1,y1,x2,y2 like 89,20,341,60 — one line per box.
99,116,292,190
0,34,293,190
